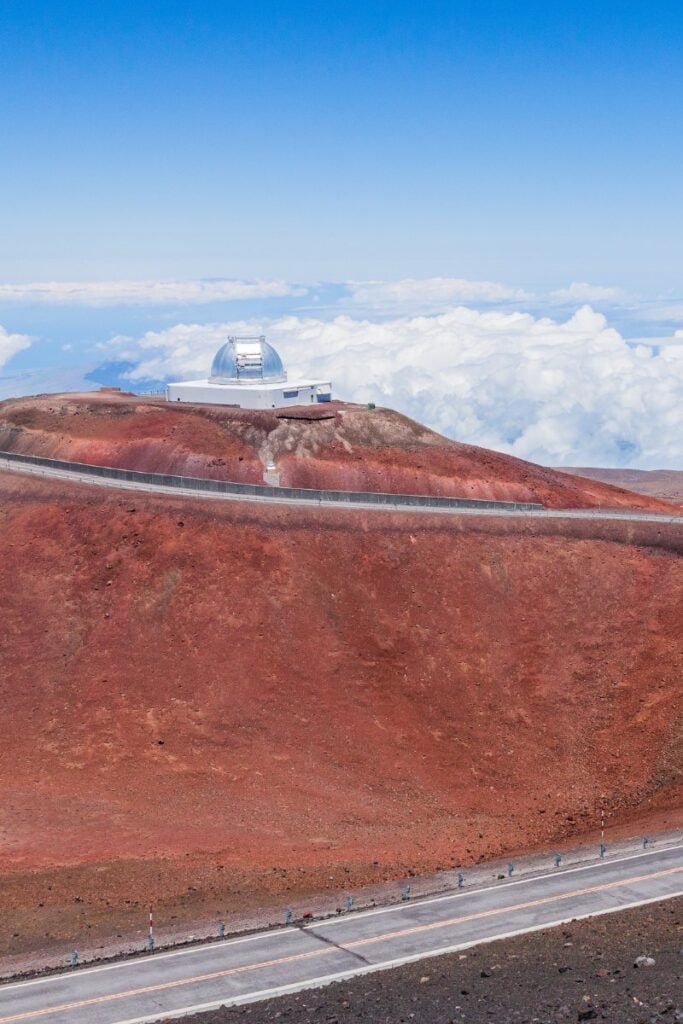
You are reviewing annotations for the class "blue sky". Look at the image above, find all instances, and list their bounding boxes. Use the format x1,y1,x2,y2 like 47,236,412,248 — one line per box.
1,1,682,467
3,0,683,284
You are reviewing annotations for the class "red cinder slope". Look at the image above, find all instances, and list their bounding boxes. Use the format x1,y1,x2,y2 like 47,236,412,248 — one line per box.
0,469,680,955
0,391,676,511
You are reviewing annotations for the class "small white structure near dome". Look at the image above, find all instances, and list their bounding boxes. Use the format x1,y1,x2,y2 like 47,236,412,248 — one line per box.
166,335,332,409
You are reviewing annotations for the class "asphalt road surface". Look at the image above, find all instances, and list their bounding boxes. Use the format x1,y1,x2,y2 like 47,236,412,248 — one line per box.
1,846,681,1024
1,457,682,524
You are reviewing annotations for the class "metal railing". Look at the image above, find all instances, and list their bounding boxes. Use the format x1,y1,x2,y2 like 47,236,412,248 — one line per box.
0,450,544,512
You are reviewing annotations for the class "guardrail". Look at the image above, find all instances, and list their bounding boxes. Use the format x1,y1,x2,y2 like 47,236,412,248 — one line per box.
0,449,545,512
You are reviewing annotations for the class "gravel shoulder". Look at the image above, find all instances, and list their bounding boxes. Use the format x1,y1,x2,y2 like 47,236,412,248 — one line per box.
181,897,682,1024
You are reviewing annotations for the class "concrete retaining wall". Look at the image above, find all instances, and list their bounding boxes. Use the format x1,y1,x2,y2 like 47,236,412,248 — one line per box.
0,450,544,512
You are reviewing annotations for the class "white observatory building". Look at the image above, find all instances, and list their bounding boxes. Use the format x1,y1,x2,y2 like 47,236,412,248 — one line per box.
166,335,332,410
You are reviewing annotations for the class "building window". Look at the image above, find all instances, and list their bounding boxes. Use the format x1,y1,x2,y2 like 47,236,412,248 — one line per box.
283,389,299,398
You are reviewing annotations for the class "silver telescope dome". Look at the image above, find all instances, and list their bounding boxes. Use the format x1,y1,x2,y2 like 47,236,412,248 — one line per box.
209,335,286,384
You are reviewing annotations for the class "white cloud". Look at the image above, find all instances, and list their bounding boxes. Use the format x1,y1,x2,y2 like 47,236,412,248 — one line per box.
0,279,305,307
0,324,32,367
628,331,683,350
551,281,625,304
107,321,228,380
106,303,683,469
346,277,532,314
629,301,683,323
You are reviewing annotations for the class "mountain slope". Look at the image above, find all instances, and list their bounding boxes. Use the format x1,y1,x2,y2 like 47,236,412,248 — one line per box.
0,468,681,959
0,391,676,511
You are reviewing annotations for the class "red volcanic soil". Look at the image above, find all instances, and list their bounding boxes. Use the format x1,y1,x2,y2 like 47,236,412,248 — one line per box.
0,391,676,511
0,468,681,960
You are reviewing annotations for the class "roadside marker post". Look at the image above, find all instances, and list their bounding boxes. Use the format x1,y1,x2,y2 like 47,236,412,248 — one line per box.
401,882,410,901
147,905,154,951
554,853,562,868
346,895,354,911
218,922,225,938
643,836,649,849
285,908,293,926
507,862,514,877
70,950,79,968
599,806,607,860
457,872,464,889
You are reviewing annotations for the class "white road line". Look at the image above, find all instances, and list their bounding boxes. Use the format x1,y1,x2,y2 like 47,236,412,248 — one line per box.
0,931,303,992
305,843,683,929
73,890,683,1024
3,844,681,993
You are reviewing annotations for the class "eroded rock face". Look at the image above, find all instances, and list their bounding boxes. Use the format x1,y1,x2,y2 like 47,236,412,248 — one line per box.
0,391,677,511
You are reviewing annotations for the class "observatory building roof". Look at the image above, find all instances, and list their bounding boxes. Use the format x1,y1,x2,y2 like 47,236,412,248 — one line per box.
209,335,286,385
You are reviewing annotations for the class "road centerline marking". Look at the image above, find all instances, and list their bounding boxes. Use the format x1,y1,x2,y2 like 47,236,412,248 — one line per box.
0,948,335,1024
0,863,680,1023
6,846,681,996
344,865,683,949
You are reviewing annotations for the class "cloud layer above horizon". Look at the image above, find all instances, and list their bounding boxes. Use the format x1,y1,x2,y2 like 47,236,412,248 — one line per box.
0,275,623,311
106,302,683,469
345,277,533,313
0,279,304,306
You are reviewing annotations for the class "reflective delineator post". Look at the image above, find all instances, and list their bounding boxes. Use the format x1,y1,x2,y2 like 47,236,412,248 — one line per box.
554,853,562,868
507,862,514,877
457,872,464,889
285,908,293,926
218,922,225,938
70,950,79,967
643,836,649,849
346,895,354,911
401,882,410,901
147,905,154,951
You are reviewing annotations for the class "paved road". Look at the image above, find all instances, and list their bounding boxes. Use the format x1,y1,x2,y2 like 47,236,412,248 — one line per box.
1,846,681,1024
2,457,682,525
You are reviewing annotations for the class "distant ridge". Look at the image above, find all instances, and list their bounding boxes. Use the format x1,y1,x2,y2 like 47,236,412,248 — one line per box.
558,466,683,505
